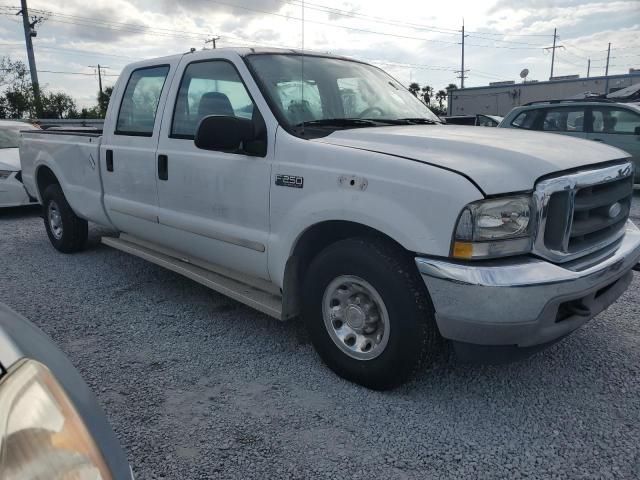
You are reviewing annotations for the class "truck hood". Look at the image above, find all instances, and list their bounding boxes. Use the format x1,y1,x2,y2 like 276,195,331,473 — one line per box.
315,125,628,195
0,148,20,171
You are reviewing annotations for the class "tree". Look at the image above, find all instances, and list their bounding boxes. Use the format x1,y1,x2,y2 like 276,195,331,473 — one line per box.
41,91,78,119
0,56,35,118
446,83,457,91
98,85,113,116
421,85,433,105
435,89,447,111
408,82,420,97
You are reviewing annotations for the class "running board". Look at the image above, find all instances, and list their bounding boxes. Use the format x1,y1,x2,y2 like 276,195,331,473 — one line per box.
101,236,282,319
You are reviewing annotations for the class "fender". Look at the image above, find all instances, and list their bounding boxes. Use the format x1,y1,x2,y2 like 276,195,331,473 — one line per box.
268,131,485,287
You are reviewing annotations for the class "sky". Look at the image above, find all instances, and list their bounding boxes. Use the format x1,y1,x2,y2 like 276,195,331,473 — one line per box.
0,0,639,109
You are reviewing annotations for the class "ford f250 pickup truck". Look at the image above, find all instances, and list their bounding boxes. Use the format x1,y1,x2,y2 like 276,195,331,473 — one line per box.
19,48,640,389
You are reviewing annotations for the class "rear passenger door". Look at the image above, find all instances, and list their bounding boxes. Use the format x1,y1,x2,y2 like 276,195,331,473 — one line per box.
587,106,640,169
101,63,176,239
538,107,587,139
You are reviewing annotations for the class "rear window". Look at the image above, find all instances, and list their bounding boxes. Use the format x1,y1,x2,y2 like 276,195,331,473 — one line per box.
0,128,20,149
592,107,640,135
0,124,35,149
116,65,170,136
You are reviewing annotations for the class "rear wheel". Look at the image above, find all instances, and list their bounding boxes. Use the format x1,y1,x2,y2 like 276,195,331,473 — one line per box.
42,184,88,253
302,237,442,390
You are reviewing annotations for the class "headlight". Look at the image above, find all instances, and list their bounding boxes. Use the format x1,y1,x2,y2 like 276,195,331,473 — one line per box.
0,171,14,180
452,195,534,259
0,359,113,479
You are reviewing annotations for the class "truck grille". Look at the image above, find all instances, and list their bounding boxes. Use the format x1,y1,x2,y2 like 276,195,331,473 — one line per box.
533,161,634,263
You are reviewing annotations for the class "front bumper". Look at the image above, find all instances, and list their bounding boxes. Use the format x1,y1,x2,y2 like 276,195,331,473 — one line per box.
416,221,640,349
0,172,38,207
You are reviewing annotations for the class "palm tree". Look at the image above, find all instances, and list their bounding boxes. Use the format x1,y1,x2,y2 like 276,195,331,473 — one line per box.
446,83,457,91
421,85,433,105
408,82,420,97
436,89,447,110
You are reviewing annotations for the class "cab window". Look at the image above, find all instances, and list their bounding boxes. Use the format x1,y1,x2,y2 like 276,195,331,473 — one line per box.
116,65,169,136
591,107,640,135
171,60,256,139
542,108,585,132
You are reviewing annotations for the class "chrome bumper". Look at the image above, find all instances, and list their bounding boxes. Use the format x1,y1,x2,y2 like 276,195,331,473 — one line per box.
416,221,640,347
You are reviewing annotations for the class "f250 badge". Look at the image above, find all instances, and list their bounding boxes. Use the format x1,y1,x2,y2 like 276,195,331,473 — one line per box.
275,174,304,189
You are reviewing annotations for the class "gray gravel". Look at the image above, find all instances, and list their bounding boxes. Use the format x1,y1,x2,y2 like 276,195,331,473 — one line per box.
1,194,640,479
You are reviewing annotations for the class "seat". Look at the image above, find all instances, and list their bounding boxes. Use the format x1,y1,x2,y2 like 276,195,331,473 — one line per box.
198,92,235,117
603,116,617,133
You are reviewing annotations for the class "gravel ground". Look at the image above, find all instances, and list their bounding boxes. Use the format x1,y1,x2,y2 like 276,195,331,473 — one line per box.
1,194,640,479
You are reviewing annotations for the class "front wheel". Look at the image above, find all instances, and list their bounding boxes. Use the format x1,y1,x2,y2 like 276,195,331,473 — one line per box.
302,237,442,390
42,184,88,253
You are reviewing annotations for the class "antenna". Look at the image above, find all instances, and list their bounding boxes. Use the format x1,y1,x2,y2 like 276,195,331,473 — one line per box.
300,0,305,136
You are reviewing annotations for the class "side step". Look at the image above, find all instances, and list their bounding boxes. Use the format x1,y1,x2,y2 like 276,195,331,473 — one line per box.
101,236,282,319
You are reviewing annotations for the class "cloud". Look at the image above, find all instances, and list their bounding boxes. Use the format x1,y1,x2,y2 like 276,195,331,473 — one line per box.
157,0,287,17
1,0,636,108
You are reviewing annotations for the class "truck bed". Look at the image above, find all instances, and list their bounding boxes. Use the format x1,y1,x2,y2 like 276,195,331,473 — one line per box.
20,129,112,227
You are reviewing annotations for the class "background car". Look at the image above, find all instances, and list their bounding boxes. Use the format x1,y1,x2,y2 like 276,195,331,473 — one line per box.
0,302,133,479
0,120,39,208
498,100,640,186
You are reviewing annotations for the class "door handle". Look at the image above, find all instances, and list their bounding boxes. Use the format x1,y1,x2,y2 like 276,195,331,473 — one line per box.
158,154,168,181
106,150,114,172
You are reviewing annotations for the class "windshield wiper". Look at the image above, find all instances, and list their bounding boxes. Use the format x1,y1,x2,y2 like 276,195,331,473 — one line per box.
362,118,441,125
294,118,381,128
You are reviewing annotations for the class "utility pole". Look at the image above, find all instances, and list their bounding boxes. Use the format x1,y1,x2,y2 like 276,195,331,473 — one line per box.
604,42,611,93
455,19,469,88
89,64,108,94
587,58,590,78
18,0,42,117
205,36,220,49
544,28,564,80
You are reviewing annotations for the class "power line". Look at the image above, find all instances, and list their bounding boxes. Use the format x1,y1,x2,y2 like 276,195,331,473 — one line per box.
202,1,544,49
285,0,552,37
1,4,545,50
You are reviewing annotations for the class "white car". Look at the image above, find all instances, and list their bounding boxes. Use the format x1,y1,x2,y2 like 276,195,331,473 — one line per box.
0,120,39,208
18,48,640,389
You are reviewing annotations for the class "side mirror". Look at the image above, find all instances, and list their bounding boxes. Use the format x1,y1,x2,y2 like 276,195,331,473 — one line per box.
195,115,253,152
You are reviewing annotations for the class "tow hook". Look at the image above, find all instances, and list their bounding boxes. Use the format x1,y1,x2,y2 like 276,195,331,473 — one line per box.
565,300,591,317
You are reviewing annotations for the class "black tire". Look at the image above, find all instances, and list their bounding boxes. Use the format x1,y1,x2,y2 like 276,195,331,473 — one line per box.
302,237,442,390
42,184,88,253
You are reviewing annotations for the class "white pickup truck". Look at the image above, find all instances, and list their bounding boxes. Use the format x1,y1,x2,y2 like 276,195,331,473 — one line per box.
20,48,640,389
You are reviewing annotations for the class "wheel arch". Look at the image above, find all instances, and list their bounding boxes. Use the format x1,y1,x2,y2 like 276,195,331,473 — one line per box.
281,220,412,320
35,165,61,202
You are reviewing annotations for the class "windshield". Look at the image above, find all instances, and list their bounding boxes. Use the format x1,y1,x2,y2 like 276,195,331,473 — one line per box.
246,54,440,132
0,127,22,149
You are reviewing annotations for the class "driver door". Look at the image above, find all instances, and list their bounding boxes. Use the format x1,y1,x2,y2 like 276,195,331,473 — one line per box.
154,56,272,280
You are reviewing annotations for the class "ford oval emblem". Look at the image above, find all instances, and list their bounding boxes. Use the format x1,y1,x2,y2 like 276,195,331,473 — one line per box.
608,202,622,219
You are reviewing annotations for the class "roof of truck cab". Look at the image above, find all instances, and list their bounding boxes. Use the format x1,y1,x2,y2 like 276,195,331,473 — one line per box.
124,47,360,70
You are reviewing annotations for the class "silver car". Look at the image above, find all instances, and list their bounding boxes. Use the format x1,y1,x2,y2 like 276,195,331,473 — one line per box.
0,303,133,479
499,100,640,185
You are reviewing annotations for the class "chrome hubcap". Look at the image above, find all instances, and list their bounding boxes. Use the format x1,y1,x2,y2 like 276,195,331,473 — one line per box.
48,201,63,240
322,275,390,360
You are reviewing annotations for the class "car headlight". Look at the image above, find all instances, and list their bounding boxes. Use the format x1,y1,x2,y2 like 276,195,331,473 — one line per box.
451,195,534,259
0,359,113,479
0,170,14,180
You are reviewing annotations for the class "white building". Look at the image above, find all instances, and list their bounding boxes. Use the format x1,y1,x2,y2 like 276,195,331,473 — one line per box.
447,72,640,116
